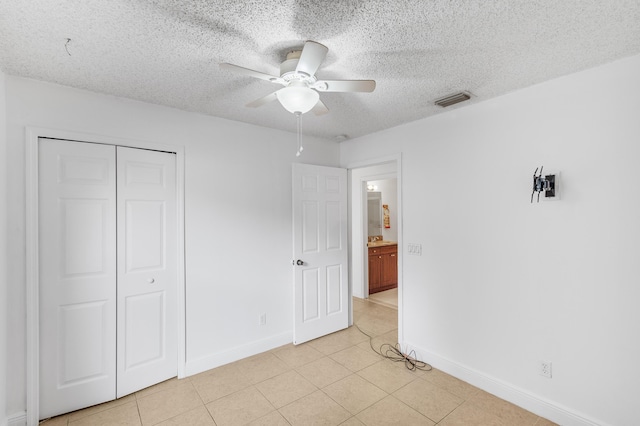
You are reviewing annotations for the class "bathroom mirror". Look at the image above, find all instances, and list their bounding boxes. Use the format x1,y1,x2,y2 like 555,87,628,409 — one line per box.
367,192,382,237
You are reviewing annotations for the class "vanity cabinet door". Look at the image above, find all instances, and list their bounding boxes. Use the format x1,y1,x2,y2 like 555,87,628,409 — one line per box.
368,244,397,294
368,252,382,292
381,250,398,288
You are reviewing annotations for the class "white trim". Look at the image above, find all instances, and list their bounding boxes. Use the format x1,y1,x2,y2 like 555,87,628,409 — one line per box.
408,343,608,426
6,411,26,426
344,165,356,334
24,129,39,426
345,154,403,341
185,331,292,377
25,127,187,425
344,154,401,171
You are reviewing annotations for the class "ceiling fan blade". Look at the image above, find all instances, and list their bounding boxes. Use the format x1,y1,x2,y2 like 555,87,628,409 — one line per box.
246,91,278,108
311,99,329,116
295,41,328,77
220,63,282,83
314,80,376,93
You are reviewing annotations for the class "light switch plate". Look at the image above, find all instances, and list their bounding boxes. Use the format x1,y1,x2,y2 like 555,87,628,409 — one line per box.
407,243,422,255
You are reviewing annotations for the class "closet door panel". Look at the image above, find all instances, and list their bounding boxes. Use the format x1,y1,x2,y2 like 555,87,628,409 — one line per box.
39,139,117,419
116,146,177,397
124,292,165,368
125,200,165,271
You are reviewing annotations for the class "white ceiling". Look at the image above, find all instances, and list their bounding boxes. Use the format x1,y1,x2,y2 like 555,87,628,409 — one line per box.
1,1,639,141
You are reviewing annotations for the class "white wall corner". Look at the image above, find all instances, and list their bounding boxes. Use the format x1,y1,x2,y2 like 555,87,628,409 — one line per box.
405,342,609,426
185,331,292,377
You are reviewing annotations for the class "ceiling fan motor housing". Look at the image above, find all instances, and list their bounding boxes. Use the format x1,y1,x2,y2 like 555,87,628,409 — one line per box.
280,50,316,83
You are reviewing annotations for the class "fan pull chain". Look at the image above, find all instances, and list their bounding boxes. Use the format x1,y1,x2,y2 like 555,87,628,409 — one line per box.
295,112,304,157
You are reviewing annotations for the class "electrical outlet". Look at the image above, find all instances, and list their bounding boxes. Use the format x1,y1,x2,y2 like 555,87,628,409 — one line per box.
540,361,552,378
259,313,267,326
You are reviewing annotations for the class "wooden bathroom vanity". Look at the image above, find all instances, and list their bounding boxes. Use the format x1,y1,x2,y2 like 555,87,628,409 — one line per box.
368,241,398,294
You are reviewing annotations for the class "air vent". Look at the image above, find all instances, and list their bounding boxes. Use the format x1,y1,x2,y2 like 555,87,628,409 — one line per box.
434,92,472,108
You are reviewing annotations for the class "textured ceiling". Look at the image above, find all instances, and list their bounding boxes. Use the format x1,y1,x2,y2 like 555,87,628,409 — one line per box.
1,1,640,141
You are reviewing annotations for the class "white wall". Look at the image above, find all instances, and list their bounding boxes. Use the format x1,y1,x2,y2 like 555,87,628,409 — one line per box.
367,179,398,242
0,70,8,426
340,54,640,426
4,76,339,417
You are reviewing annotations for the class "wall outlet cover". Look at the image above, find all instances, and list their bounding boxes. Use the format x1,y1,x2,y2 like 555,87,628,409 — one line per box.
540,360,552,378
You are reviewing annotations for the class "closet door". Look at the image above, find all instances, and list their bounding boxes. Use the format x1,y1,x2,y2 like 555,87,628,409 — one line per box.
116,146,177,397
39,139,117,418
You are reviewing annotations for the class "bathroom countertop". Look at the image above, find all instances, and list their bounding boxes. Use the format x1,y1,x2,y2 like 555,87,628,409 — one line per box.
367,240,397,247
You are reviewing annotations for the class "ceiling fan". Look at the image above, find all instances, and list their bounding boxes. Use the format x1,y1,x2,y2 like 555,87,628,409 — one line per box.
220,41,376,116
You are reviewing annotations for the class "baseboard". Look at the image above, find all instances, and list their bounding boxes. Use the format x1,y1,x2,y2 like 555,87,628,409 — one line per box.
405,342,607,426
185,331,292,376
6,411,26,426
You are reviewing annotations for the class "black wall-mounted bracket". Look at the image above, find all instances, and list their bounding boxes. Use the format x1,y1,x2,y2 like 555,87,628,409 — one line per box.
531,166,560,203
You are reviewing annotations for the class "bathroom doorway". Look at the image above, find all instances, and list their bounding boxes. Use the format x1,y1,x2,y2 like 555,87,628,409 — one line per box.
347,156,402,336
366,178,398,308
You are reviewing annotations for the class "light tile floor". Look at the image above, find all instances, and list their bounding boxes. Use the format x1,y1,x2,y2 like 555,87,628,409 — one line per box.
367,288,398,309
40,298,557,425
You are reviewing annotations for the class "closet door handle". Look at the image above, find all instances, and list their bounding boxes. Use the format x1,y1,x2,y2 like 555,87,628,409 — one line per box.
147,278,155,284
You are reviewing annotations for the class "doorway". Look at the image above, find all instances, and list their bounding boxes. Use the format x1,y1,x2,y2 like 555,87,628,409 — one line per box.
347,156,402,337
366,178,398,308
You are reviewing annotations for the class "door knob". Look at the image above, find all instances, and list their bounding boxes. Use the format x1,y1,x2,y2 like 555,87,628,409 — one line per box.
296,259,304,266
147,278,155,284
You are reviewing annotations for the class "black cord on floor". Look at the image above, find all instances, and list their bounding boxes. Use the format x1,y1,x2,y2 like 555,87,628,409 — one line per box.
355,324,433,372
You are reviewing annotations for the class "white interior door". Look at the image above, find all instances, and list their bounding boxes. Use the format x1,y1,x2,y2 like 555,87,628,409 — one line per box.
39,139,117,418
292,163,348,344
116,146,177,397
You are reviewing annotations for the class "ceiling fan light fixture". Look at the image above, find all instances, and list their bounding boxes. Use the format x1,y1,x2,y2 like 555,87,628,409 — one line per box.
276,83,319,114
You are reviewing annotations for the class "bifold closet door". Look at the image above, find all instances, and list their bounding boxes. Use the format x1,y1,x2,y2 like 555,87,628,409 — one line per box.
116,146,177,398
39,139,177,418
39,139,118,418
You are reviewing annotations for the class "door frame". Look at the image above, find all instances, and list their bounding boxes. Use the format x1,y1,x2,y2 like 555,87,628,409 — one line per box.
346,154,402,337
25,127,187,424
